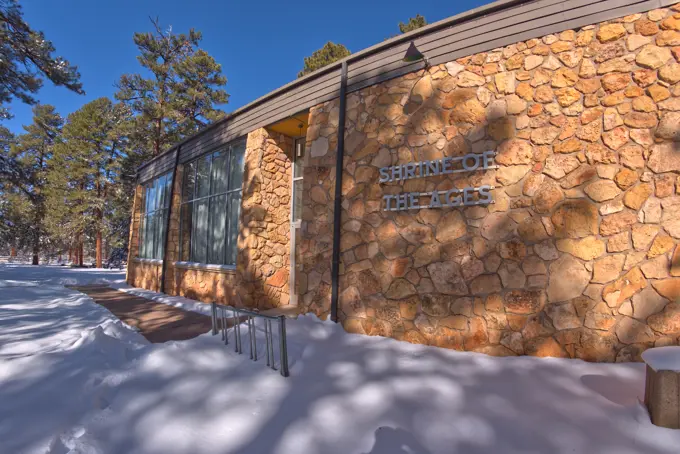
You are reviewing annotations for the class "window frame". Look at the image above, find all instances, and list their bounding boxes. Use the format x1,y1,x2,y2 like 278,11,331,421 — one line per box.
291,137,305,228
137,172,172,260
179,138,246,267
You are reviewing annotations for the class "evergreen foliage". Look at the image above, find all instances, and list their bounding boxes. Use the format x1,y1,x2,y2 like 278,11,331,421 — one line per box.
399,14,428,34
0,15,229,263
45,98,130,267
298,42,351,78
5,104,63,263
0,0,83,119
115,18,228,159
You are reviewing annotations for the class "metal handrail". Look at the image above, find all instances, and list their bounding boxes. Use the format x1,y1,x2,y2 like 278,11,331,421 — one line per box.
210,302,289,377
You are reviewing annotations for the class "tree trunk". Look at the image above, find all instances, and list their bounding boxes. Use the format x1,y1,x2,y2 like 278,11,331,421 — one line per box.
10,247,16,257
79,242,84,267
96,231,102,268
68,248,72,263
32,231,39,265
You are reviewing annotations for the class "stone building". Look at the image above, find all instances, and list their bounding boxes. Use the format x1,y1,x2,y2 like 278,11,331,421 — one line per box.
128,0,680,362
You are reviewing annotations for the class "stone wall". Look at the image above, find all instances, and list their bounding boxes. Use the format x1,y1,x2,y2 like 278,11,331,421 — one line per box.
129,127,293,310
304,5,680,361
128,260,162,292
297,101,341,318
236,128,293,309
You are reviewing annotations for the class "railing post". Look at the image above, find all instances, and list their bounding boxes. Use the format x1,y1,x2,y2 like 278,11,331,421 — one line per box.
212,304,288,376
223,307,229,345
211,302,217,335
278,316,289,377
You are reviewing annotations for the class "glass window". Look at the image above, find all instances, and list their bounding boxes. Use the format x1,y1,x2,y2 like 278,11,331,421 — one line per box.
183,161,196,203
180,139,245,266
292,138,305,223
196,154,211,199
179,202,193,261
138,172,172,260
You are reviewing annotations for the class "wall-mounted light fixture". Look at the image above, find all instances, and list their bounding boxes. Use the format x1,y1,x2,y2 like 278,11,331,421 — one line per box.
403,41,429,67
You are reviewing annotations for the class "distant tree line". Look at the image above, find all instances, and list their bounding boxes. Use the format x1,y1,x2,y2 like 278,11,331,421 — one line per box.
0,0,427,266
0,3,227,266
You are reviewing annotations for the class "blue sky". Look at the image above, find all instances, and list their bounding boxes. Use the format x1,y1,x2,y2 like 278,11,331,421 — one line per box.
5,0,487,134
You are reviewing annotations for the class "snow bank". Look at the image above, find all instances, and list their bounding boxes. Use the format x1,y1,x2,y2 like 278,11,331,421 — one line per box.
0,263,126,287
2,266,680,454
642,346,680,372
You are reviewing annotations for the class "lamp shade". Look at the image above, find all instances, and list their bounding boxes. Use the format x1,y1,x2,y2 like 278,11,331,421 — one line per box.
403,41,425,63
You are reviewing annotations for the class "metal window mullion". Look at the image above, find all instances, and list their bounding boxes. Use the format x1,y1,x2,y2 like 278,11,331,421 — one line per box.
180,189,233,205
223,146,232,266
204,155,214,264
190,192,198,262
139,184,148,259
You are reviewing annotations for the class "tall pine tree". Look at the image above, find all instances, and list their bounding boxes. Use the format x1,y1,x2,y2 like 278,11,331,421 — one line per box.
0,0,83,119
399,14,428,34
46,98,130,267
6,104,62,264
0,125,23,256
115,18,228,160
298,42,351,78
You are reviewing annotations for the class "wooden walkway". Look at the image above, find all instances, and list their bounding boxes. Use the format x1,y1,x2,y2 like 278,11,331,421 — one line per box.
70,286,213,343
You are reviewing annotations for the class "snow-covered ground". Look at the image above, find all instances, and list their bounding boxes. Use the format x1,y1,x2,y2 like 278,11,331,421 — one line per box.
1,264,679,454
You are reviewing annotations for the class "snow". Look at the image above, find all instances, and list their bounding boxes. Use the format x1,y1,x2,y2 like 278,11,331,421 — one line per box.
2,264,680,454
642,346,680,372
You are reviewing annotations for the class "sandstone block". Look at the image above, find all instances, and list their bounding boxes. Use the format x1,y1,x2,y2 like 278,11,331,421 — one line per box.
470,274,503,295
636,45,673,69
600,211,637,236
624,183,653,209
603,267,647,306
548,255,591,302
556,236,605,260
656,113,680,141
546,302,582,330
616,316,655,344
647,300,680,335
632,286,669,321
592,254,626,283
427,262,468,295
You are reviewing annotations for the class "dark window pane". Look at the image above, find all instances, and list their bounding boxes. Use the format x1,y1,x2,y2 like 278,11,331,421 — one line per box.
139,216,146,258
180,202,193,262
145,214,154,259
196,154,211,199
183,161,196,203
156,175,165,211
164,173,173,209
155,211,166,259
140,186,147,215
192,199,209,263
228,143,245,191
226,191,241,266
208,194,227,264
146,183,155,213
293,179,303,222
294,140,305,178
211,151,228,195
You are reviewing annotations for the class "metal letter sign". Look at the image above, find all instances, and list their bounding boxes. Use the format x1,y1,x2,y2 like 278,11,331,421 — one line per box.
379,151,497,211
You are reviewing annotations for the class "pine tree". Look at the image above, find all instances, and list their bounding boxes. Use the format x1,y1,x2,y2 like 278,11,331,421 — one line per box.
6,104,63,264
298,42,351,78
0,0,83,118
399,14,428,34
46,98,130,268
115,18,228,159
0,125,26,256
